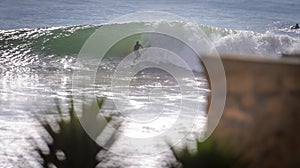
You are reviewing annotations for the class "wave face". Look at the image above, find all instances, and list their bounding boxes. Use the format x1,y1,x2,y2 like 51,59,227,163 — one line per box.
1,21,300,72
0,25,98,72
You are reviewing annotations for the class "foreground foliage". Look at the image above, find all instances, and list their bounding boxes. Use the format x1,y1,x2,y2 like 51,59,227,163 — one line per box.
171,136,248,168
34,99,112,168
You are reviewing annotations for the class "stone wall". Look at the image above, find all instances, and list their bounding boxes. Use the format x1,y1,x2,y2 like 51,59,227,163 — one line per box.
208,55,300,168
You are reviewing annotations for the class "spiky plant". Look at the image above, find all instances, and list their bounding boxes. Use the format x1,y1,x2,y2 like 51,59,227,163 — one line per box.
171,136,248,168
34,98,114,168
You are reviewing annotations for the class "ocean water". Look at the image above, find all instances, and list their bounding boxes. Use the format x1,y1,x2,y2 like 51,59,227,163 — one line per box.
1,0,300,33
0,0,300,168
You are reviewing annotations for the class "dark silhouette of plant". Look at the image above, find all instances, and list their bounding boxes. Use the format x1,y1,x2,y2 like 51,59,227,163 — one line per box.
171,136,249,168
34,98,114,168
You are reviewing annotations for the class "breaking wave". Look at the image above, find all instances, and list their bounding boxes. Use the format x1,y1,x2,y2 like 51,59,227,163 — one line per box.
1,21,299,72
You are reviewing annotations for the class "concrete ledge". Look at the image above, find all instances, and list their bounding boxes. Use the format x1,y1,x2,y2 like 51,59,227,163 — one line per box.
204,55,300,168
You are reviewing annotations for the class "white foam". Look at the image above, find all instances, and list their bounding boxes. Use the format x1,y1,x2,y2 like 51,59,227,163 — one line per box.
213,30,300,57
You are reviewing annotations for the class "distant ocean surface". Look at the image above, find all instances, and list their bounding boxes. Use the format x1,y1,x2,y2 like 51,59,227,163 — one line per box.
1,0,300,34
0,0,299,168
1,0,300,57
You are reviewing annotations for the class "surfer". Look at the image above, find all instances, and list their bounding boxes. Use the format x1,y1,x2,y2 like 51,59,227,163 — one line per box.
291,23,299,30
133,41,143,63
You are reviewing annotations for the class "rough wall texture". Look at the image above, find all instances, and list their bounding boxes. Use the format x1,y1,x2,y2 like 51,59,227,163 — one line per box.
211,56,300,168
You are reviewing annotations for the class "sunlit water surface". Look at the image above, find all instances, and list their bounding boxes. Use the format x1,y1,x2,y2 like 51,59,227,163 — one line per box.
0,57,208,168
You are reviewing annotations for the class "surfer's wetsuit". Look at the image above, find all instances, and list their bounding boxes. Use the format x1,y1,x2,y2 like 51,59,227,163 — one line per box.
133,41,143,61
